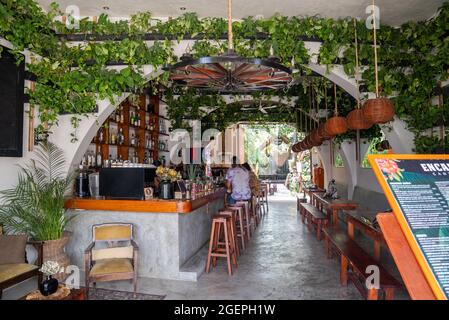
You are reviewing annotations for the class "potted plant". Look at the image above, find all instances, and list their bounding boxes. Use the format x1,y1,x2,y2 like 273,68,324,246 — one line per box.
39,261,63,296
0,142,75,281
156,166,178,199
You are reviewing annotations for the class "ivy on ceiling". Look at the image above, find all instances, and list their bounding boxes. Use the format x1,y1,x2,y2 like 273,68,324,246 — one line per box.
0,0,447,152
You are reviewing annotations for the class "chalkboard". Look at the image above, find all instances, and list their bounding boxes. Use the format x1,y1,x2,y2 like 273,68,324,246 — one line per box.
0,46,24,157
369,154,449,300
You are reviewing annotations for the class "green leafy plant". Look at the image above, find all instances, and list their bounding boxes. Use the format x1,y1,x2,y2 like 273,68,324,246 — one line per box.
0,0,448,153
186,164,199,180
0,142,75,240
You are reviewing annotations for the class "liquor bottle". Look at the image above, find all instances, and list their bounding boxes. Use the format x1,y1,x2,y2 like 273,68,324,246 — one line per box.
111,130,116,145
98,129,104,144
117,128,125,146
96,147,102,168
143,152,148,164
115,109,120,122
120,107,124,124
130,133,136,147
137,114,141,127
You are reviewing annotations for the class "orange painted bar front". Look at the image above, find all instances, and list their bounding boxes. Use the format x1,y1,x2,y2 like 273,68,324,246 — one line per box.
65,188,226,214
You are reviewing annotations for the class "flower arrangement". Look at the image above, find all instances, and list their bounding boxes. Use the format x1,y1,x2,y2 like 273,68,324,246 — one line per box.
39,261,64,277
156,166,178,182
376,159,405,181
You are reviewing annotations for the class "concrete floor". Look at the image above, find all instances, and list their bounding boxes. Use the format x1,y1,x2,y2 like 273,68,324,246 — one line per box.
3,185,369,300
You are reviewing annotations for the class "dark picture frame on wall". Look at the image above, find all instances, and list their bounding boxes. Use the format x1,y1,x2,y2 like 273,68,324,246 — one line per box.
0,46,25,157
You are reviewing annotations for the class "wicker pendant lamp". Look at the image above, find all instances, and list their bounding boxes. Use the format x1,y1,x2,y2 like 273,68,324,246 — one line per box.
362,0,395,124
347,19,373,130
324,83,348,136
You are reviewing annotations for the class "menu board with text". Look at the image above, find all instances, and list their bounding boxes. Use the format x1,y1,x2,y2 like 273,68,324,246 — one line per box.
369,154,449,300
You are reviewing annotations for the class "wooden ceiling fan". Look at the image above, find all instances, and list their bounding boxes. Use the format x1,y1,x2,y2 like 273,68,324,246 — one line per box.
164,0,293,93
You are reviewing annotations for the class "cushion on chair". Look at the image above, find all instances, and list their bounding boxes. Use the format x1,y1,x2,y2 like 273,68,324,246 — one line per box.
92,245,133,261
89,258,133,276
0,235,27,264
0,263,38,282
93,224,132,241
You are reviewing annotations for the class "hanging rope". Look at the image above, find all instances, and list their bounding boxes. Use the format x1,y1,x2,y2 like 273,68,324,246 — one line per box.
372,0,379,97
324,81,328,119
333,83,338,116
354,18,361,109
228,0,234,50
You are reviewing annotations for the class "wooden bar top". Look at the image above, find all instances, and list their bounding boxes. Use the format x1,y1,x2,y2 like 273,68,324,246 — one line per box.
64,188,226,214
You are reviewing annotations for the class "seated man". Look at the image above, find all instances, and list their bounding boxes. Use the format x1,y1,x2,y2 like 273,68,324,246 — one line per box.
225,156,251,204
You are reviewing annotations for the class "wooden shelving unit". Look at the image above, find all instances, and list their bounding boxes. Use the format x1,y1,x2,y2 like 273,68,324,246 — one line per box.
91,94,162,164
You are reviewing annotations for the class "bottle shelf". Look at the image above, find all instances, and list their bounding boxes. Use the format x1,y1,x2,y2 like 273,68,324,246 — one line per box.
89,92,162,164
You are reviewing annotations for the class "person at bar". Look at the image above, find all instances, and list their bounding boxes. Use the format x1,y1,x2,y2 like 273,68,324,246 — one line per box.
242,162,261,196
225,156,251,204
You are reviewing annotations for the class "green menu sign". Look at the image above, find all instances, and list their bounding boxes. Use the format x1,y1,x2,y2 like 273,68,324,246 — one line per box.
370,155,449,300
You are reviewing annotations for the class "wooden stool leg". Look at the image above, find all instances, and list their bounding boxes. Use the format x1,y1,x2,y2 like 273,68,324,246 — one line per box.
367,288,379,300
223,221,232,275
237,208,246,250
228,220,237,267
340,255,348,286
232,215,240,257
245,206,251,240
384,288,395,300
205,221,216,273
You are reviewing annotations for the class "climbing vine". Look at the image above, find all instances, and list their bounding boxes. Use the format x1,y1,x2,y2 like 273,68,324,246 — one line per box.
0,0,448,151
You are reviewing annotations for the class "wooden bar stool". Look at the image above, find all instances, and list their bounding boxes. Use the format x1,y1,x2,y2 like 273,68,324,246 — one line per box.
218,209,240,257
225,206,246,250
251,196,260,226
236,200,255,236
227,204,250,246
205,214,237,275
229,203,251,241
254,193,264,221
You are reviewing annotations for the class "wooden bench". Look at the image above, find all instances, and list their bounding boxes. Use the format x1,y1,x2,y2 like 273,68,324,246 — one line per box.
299,203,329,240
323,227,402,300
296,194,307,213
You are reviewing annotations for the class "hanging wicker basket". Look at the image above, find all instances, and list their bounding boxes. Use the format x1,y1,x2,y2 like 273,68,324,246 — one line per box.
324,116,348,136
310,129,323,146
346,108,372,130
362,97,395,124
303,136,313,149
291,143,302,153
301,139,311,150
317,123,333,140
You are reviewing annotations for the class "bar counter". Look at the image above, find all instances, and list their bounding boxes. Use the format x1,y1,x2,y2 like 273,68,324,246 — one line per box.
64,188,226,213
64,188,226,281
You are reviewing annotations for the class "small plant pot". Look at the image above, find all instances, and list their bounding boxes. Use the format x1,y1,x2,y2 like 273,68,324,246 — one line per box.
159,180,174,199
42,232,71,282
39,276,59,296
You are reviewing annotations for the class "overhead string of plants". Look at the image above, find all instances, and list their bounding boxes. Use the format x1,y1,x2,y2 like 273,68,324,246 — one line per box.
0,0,448,152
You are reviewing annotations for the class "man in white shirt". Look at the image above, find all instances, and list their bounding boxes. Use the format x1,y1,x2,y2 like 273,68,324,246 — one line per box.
225,156,251,204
